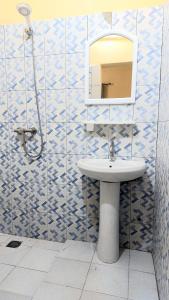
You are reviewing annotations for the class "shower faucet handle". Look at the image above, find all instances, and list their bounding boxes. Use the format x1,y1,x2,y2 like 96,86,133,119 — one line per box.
25,127,37,134
14,127,37,135
14,127,24,135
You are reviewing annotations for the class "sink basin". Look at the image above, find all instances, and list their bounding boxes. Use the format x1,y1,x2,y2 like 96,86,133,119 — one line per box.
78,158,146,264
78,158,146,182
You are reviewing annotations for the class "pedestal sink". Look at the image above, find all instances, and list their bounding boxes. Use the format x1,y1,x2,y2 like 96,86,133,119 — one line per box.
78,158,146,263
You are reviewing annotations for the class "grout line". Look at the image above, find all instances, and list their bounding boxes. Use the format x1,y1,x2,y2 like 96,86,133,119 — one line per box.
128,267,155,275
65,17,68,241
0,264,17,286
83,289,128,299
10,264,48,274
128,249,131,298
79,246,96,299
43,19,50,243
31,281,83,300
129,181,132,251
38,280,83,291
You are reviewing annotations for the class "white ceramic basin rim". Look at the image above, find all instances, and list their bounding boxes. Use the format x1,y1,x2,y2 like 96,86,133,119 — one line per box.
78,158,146,182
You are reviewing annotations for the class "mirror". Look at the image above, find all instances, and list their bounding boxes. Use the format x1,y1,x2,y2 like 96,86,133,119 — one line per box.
86,32,138,105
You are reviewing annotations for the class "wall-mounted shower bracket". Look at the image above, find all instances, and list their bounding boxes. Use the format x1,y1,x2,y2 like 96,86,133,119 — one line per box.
24,27,33,40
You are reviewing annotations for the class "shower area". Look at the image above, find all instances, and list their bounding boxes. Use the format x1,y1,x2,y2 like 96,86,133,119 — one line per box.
14,4,44,161
0,2,168,300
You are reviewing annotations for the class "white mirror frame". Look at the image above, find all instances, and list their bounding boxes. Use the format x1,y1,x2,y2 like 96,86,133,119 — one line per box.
85,30,138,105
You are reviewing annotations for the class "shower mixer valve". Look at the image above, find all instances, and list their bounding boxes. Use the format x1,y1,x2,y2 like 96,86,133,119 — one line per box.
14,127,37,147
14,127,37,135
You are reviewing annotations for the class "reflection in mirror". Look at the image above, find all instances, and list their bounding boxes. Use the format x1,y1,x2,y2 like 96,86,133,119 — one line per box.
89,35,133,99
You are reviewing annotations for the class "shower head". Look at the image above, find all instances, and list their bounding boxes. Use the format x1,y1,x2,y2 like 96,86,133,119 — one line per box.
16,3,31,16
16,3,32,26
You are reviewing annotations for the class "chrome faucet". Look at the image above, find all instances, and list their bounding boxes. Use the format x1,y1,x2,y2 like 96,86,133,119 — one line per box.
109,138,116,161
14,127,37,148
14,127,37,135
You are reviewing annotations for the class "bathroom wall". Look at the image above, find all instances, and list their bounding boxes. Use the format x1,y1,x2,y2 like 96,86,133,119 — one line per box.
0,0,166,25
0,6,163,251
153,3,169,299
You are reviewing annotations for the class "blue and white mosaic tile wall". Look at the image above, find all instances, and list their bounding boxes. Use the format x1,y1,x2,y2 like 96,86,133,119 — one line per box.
0,6,163,251
153,3,169,300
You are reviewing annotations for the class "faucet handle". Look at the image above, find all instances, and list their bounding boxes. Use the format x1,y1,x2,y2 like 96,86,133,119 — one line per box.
109,137,116,161
14,127,24,135
109,142,113,151
109,137,115,148
14,127,37,135
111,136,116,143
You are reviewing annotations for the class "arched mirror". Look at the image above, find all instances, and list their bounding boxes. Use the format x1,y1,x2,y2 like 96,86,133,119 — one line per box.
85,31,138,105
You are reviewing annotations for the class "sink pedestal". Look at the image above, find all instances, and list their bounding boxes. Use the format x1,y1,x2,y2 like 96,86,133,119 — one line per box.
97,181,120,263
78,158,146,263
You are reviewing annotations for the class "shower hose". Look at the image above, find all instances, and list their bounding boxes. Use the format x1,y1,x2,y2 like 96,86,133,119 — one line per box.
23,28,44,160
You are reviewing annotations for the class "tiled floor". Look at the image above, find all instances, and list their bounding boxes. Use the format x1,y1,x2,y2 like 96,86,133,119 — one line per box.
0,233,159,300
